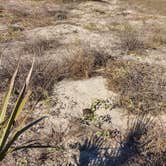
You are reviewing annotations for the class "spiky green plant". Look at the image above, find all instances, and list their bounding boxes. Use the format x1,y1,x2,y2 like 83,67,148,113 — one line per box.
0,58,45,161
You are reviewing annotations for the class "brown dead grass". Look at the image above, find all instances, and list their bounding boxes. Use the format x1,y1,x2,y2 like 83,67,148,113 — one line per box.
63,54,94,79
0,42,108,99
0,30,24,43
120,24,145,53
0,0,56,32
121,0,166,16
106,59,166,115
145,24,166,49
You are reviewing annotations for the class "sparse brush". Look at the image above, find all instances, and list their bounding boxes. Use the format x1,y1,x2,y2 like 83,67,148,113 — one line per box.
0,44,105,100
106,59,166,115
0,40,109,101
64,53,95,79
23,39,61,56
121,0,166,16
63,48,109,80
0,58,46,161
120,24,144,53
145,25,166,49
0,55,60,99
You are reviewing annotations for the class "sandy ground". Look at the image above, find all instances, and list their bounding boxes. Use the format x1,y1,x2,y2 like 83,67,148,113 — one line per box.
0,0,165,165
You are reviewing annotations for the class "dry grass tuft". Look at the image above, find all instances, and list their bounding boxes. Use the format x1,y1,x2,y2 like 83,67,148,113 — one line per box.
106,59,166,115
0,43,108,99
145,25,166,49
120,25,144,53
121,0,166,16
23,39,61,56
63,54,95,79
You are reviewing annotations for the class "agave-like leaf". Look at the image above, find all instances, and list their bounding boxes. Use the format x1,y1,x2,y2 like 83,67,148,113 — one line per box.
12,142,55,152
0,93,30,153
0,59,34,152
13,89,31,124
0,61,20,124
0,116,46,159
14,58,34,122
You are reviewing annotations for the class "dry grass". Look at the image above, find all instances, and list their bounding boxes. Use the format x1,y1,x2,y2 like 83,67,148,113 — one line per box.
121,0,166,16
106,59,166,115
120,23,166,51
0,30,24,43
0,42,108,99
0,1,55,32
0,38,60,98
145,24,166,49
0,57,60,99
23,39,61,56
63,54,95,79
120,24,144,53
63,48,110,79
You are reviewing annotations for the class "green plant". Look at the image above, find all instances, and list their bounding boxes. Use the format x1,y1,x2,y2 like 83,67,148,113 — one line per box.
0,59,45,161
82,100,101,123
8,25,24,32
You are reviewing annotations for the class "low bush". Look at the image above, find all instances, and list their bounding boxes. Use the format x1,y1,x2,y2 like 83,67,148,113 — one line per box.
0,42,109,100
120,24,144,53
0,54,89,100
106,59,165,115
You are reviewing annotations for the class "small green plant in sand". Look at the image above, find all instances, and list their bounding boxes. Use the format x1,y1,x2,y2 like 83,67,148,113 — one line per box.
82,99,112,123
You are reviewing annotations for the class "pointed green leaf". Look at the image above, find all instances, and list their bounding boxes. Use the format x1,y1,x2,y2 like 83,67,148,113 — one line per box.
14,90,31,123
1,116,46,156
0,62,19,124
0,59,34,151
14,58,34,121
12,143,55,152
